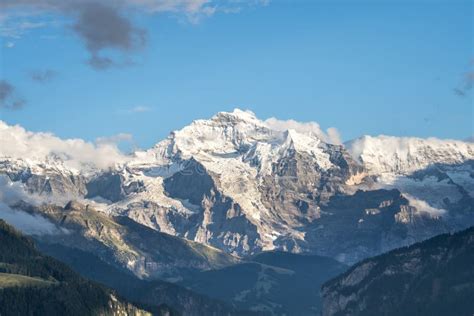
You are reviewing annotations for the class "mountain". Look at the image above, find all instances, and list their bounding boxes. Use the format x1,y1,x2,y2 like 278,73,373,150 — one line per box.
181,251,347,315
1,109,473,268
321,226,474,316
0,219,155,316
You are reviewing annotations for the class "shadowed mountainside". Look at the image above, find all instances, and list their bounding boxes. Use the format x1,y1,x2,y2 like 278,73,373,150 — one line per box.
321,226,474,316
0,219,157,316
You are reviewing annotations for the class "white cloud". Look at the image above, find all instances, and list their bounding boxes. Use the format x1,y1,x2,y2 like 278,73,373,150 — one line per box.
96,133,134,145
0,176,33,205
0,121,130,170
404,194,447,218
326,127,342,145
0,20,47,38
5,41,14,48
264,117,342,145
0,203,64,235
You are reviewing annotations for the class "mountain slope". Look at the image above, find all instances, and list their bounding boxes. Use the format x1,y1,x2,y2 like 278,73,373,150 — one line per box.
17,200,239,280
0,219,153,316
321,226,474,316
181,251,347,315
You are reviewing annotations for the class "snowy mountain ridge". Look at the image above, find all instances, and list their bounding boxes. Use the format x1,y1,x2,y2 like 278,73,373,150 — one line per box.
347,134,474,175
2,109,472,177
1,109,473,265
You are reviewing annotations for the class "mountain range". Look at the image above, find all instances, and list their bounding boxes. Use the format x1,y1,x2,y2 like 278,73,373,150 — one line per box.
0,109,473,315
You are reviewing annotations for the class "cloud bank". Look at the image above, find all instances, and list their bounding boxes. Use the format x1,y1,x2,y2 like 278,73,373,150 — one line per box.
0,121,130,170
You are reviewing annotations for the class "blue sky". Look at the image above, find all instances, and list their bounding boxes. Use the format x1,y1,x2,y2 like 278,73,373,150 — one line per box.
0,0,472,150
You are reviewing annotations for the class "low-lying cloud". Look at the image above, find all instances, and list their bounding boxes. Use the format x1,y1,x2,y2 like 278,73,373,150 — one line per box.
0,176,65,235
0,121,130,170
0,203,64,235
405,194,447,218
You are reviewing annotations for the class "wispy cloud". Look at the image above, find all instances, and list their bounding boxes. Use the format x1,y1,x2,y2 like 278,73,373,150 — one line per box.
454,60,474,97
29,69,57,83
0,20,47,38
0,80,25,110
129,105,152,113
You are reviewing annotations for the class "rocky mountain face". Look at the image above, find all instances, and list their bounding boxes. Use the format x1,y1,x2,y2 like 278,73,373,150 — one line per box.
0,158,87,199
304,188,451,263
1,109,473,270
321,226,474,316
0,219,155,316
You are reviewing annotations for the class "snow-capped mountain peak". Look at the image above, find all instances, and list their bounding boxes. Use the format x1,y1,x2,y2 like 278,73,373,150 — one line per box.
134,108,329,166
213,108,262,124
